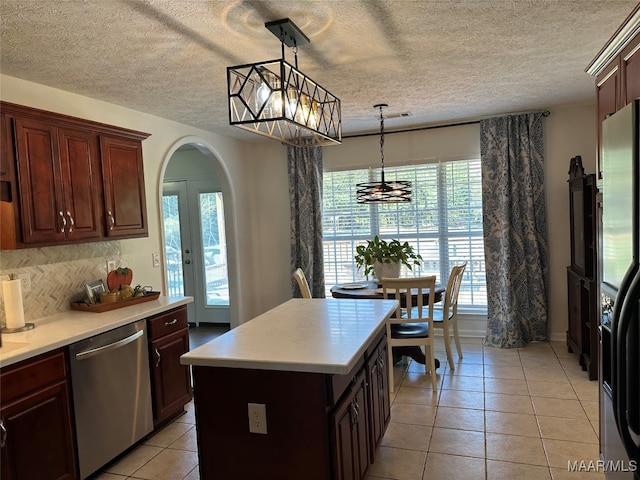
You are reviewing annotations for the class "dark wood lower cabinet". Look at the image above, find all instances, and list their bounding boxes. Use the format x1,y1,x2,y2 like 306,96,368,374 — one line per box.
150,328,192,425
366,339,390,460
0,349,77,480
147,306,192,427
332,371,370,480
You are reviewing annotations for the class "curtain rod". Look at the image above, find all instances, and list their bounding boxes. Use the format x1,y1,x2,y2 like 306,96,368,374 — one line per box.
343,110,551,139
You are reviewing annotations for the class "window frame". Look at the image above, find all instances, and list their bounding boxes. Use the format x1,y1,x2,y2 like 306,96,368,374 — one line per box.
322,158,487,313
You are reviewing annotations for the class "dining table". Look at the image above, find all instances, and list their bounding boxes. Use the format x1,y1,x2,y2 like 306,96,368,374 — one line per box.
330,281,445,303
330,280,446,368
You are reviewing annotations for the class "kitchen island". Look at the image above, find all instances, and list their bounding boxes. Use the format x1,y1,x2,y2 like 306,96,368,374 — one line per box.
181,298,398,480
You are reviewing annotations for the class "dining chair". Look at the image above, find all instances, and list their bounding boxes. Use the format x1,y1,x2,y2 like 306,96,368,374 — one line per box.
293,268,312,299
381,276,438,393
433,263,467,370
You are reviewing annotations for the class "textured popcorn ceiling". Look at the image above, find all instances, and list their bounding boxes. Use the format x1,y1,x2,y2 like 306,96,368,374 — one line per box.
0,1,637,140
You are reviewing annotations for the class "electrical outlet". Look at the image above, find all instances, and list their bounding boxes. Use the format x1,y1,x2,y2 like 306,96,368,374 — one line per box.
17,273,31,293
248,403,267,434
107,260,117,272
152,252,160,268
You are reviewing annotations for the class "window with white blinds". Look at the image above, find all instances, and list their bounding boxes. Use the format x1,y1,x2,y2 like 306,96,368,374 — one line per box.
322,159,487,310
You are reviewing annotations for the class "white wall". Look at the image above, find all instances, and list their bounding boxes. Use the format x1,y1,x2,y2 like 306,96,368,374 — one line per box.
245,142,292,314
544,104,597,341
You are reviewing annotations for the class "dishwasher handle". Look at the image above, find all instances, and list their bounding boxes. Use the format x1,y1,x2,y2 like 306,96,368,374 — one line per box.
75,329,144,361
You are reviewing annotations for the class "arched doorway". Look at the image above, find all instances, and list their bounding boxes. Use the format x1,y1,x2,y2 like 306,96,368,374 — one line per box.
159,140,238,327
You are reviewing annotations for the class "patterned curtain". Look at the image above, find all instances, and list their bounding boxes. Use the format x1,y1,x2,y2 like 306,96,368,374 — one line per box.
481,112,549,348
288,144,326,298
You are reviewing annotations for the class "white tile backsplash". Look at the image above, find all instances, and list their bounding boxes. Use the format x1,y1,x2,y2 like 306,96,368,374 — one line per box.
0,241,122,324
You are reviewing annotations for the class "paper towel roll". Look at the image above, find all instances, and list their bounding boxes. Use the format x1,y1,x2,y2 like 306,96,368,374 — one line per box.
3,279,25,329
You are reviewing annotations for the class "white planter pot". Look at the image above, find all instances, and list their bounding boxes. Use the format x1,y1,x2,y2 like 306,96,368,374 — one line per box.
373,261,401,281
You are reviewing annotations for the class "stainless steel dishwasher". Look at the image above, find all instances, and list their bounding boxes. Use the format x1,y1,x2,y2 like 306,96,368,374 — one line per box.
69,319,153,479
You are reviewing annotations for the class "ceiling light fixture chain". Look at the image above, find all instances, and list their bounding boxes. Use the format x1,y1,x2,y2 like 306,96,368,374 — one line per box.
377,103,386,183
356,103,412,203
292,44,299,69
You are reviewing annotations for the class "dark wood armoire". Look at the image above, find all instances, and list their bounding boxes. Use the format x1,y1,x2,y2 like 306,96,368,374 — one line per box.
566,155,598,380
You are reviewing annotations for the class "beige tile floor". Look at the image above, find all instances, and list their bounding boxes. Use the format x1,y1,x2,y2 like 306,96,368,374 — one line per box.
95,337,603,480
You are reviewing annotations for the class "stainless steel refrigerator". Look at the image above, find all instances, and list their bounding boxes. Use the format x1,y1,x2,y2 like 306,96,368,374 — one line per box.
600,98,640,480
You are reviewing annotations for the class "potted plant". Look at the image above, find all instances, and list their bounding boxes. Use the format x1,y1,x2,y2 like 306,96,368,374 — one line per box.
354,236,423,280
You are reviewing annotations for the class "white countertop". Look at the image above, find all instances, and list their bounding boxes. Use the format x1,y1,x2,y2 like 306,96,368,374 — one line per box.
181,298,398,375
0,296,193,367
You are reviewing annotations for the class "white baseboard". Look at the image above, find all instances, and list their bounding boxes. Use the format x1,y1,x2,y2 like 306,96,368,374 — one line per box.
436,314,568,344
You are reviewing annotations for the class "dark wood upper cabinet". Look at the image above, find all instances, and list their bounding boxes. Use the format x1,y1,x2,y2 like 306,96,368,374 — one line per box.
586,4,640,183
0,102,150,249
100,135,148,238
14,118,103,245
59,128,104,241
13,117,66,245
621,33,640,105
595,62,620,181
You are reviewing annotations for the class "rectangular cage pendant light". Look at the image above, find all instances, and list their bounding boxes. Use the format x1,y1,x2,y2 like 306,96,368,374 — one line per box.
227,19,342,146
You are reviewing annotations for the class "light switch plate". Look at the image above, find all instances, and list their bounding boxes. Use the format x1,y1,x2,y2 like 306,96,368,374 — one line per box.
152,252,160,268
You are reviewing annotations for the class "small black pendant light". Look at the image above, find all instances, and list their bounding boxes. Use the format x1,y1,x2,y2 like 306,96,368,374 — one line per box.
356,104,412,203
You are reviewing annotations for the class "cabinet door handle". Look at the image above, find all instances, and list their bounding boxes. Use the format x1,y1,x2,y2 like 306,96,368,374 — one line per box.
0,418,7,448
108,210,115,230
155,347,161,367
59,211,67,233
164,318,178,327
66,211,74,233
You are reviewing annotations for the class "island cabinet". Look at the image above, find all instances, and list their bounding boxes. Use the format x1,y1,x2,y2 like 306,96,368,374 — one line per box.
147,305,192,427
182,298,398,480
332,329,389,480
0,348,77,480
365,335,390,459
0,101,150,249
331,367,370,480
